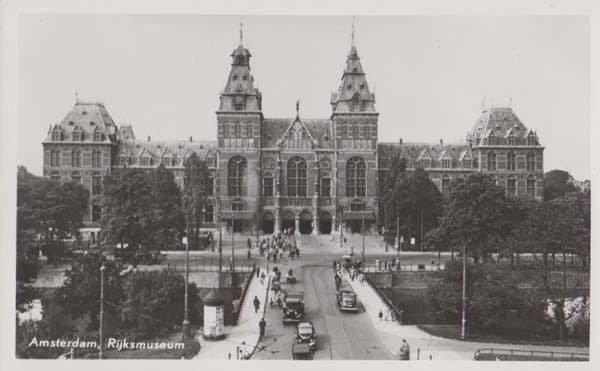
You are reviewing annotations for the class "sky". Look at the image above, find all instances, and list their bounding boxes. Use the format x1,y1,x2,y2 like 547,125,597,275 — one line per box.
18,15,590,179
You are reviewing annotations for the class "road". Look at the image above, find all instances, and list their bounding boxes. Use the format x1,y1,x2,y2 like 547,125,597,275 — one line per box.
252,246,393,360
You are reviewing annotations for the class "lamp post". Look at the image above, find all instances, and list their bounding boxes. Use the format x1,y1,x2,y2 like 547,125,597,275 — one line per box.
99,264,105,359
217,197,223,272
182,194,194,340
361,213,366,264
231,212,235,273
461,244,467,339
339,206,344,250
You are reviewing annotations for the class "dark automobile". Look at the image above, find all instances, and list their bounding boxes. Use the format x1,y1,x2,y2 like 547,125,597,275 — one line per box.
292,343,312,360
295,321,316,350
282,291,304,324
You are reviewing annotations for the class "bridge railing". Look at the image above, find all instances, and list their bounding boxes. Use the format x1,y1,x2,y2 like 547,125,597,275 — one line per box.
473,347,589,361
166,258,256,273
361,263,444,273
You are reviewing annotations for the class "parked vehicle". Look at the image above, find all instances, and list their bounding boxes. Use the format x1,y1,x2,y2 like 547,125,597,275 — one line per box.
336,282,358,312
295,321,317,350
292,343,312,360
283,291,304,324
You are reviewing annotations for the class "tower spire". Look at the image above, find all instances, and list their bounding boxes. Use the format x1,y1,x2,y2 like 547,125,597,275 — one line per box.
351,17,356,47
239,22,243,46
296,99,300,117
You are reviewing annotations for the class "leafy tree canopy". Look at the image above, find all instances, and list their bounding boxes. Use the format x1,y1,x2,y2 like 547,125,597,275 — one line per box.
543,169,579,201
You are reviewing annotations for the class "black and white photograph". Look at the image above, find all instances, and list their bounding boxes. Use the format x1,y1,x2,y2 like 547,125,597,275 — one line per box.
1,0,597,368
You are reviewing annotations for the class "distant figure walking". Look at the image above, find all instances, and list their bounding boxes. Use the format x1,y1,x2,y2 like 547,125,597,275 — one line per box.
259,317,266,338
253,296,261,313
399,339,410,360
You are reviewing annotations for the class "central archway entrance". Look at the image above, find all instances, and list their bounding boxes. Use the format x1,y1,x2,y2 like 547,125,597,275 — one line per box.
262,212,275,234
281,211,295,234
319,212,332,234
299,210,313,235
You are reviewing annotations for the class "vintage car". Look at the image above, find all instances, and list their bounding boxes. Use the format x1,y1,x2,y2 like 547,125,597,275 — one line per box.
292,343,312,360
295,321,317,350
336,282,359,312
282,291,304,324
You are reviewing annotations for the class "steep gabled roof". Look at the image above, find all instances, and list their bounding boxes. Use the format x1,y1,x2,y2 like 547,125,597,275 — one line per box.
43,101,116,144
470,107,529,139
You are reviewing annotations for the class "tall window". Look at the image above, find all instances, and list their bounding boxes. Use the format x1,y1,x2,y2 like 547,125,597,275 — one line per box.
93,128,103,142
418,158,431,169
92,172,102,195
92,150,102,167
71,149,81,167
287,157,307,197
321,174,331,197
488,134,496,146
263,174,274,196
462,159,472,169
507,176,517,196
205,176,214,196
92,205,102,222
50,149,60,167
527,176,536,197
346,157,366,197
204,205,214,223
487,151,497,171
526,152,536,171
507,151,516,171
71,171,81,184
441,159,452,169
228,156,247,196
442,175,451,195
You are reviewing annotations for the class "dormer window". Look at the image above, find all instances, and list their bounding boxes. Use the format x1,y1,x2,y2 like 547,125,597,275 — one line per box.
93,127,103,142
52,128,62,141
462,159,472,169
441,159,452,169
232,74,238,80
140,156,150,167
72,127,83,141
419,158,431,169
527,133,537,146
488,134,495,146
350,93,361,112
507,135,516,146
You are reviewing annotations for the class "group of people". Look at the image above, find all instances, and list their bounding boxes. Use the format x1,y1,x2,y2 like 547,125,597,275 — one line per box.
257,232,301,262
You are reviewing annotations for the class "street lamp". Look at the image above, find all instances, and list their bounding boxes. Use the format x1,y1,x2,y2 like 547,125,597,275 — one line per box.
231,211,235,273
361,213,366,264
99,264,105,359
182,194,194,340
461,244,467,339
217,197,223,272
339,205,344,250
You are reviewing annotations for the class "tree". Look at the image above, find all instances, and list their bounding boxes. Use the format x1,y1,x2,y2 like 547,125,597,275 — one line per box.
151,164,185,249
382,159,443,247
182,152,209,250
102,168,157,250
543,169,578,201
119,270,200,340
428,174,517,262
55,253,125,330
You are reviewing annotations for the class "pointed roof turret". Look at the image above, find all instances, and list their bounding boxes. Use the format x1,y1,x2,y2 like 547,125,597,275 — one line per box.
218,23,262,112
331,23,376,114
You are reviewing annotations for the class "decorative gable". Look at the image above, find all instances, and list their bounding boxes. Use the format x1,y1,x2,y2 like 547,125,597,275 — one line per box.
278,118,316,150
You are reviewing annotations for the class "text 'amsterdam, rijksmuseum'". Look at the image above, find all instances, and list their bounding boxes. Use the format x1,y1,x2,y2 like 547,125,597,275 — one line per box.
41,33,545,241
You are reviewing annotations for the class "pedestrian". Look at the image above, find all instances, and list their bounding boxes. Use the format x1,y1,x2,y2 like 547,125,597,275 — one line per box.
399,339,410,360
273,253,277,263
253,295,261,313
247,249,251,259
385,243,388,252
247,238,252,250
256,268,260,279
296,248,300,258
260,271,266,285
259,317,266,338
378,310,383,321
228,352,231,360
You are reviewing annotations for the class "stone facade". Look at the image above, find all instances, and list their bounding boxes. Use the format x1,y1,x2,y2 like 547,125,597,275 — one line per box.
41,36,544,238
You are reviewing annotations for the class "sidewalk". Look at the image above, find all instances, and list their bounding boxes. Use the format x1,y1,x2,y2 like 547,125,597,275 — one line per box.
192,266,269,360
343,271,589,360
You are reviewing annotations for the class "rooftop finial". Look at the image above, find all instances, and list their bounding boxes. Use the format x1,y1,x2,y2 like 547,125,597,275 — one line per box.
75,89,79,103
351,17,356,47
481,96,486,111
239,22,243,46
509,96,512,107
296,99,300,116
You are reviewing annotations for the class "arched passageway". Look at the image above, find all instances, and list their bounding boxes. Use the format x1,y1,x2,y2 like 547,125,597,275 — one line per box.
262,212,275,234
281,211,295,234
299,211,313,235
319,212,332,234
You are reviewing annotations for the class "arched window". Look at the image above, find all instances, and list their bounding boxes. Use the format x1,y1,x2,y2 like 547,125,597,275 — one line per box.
507,151,516,171
93,127,103,142
71,171,81,184
92,150,102,167
50,149,60,167
228,156,247,196
507,176,517,196
350,93,361,112
526,152,536,171
321,173,331,197
263,173,274,197
71,149,81,167
442,175,451,195
346,157,366,197
92,172,102,195
487,151,497,171
72,126,83,141
527,175,536,197
50,171,60,181
287,157,307,197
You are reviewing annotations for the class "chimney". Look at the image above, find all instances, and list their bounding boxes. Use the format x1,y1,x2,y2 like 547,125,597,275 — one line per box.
399,138,403,145
189,136,193,142
147,136,151,142
440,138,444,146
